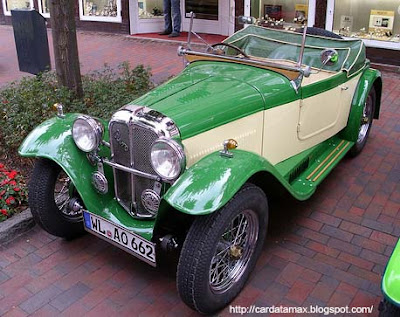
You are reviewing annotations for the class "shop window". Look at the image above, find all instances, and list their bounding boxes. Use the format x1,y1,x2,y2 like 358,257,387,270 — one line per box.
250,0,309,29
79,0,122,22
332,0,400,44
38,0,49,17
2,0,33,15
138,0,163,19
185,0,218,20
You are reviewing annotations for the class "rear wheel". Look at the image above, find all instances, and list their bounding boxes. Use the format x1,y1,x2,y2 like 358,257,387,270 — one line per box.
29,158,85,239
177,184,268,314
349,87,376,156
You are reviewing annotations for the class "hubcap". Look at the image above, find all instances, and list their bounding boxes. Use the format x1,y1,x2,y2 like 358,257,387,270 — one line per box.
209,209,259,294
357,94,373,144
54,172,82,220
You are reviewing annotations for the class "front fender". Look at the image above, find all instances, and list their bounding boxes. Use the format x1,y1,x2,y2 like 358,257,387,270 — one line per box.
18,113,111,206
340,68,382,142
164,150,301,216
382,239,400,307
18,114,110,183
18,114,157,240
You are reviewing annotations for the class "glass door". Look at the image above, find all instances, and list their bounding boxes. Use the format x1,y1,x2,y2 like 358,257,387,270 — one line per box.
181,0,231,36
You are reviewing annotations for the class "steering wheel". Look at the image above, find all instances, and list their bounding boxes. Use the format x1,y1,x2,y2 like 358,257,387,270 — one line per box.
207,43,249,58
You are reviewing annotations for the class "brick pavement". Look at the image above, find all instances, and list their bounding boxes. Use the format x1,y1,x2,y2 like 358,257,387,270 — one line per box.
0,25,400,316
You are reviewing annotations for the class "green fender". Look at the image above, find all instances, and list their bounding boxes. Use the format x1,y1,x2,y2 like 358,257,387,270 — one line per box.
339,68,382,142
382,239,400,307
164,150,309,216
18,114,154,240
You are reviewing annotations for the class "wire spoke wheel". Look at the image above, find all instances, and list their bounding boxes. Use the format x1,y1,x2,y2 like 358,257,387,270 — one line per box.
177,184,268,314
28,158,85,239
54,171,82,220
209,210,258,294
357,94,373,144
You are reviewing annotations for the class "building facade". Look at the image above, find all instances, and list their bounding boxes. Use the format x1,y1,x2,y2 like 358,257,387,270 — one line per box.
1,0,399,65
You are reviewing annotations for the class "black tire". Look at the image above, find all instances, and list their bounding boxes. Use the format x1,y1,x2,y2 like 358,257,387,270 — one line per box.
348,87,376,157
29,158,85,239
379,299,400,317
296,27,343,39
177,184,268,314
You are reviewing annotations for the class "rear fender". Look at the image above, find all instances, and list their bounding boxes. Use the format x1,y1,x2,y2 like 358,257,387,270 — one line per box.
340,68,382,142
164,150,306,216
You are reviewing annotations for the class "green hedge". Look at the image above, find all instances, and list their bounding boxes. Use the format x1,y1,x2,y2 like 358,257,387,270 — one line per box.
0,62,153,153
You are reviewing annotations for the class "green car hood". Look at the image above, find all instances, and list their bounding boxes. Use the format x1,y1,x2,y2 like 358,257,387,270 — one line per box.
132,61,298,139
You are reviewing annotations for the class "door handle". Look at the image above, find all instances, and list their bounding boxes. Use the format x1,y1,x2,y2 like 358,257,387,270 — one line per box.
341,86,349,91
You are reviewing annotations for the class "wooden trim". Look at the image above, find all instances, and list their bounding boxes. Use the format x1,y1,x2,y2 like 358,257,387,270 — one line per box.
185,54,300,81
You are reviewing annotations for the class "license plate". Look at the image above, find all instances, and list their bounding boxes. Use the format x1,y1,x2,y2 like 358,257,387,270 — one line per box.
83,211,156,266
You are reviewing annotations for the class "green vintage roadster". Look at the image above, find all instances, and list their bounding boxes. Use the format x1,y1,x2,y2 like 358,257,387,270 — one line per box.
19,20,382,314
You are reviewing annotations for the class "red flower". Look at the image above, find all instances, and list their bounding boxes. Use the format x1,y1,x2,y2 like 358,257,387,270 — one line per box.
0,163,4,168
9,180,16,186
5,197,15,205
0,209,7,216
7,171,17,180
13,187,20,192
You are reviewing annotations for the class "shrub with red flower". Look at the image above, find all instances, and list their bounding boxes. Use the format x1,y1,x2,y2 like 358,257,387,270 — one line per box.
0,163,27,222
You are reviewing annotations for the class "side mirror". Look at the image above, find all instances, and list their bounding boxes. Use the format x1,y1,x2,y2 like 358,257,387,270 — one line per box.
320,49,339,67
238,16,255,25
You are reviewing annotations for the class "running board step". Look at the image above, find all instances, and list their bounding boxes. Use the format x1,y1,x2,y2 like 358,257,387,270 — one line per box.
290,138,354,195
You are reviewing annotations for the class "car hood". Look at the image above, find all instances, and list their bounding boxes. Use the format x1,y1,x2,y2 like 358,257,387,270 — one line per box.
131,61,297,139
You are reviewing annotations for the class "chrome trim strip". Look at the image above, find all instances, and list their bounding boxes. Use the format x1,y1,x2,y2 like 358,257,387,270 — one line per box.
103,159,161,181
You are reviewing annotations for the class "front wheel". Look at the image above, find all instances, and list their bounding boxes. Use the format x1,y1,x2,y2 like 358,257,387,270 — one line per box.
177,184,268,314
28,158,85,239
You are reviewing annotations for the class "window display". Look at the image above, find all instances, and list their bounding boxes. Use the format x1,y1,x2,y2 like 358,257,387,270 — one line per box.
79,0,121,22
2,0,33,15
185,0,218,20
251,0,309,29
138,0,163,19
332,0,400,43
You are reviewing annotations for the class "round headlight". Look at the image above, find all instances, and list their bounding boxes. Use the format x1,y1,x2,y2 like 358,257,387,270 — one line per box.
72,116,103,152
150,139,185,181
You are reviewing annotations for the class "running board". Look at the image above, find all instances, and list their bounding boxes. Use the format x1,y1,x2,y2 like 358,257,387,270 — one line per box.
287,137,354,197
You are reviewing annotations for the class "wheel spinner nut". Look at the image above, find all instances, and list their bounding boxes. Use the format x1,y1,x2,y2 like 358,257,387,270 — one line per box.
230,245,243,259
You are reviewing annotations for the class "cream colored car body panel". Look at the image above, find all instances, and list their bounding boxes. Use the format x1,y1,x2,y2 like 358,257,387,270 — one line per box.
182,74,361,168
298,73,361,140
182,112,264,167
302,70,337,86
264,74,361,165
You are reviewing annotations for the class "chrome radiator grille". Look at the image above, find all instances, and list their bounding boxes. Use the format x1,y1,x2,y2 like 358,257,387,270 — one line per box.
110,119,159,218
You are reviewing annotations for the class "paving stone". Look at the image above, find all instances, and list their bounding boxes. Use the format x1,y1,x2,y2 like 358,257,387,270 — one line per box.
50,282,91,312
19,285,63,314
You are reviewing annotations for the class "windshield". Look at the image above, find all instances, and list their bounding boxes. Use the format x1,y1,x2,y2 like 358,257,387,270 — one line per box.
224,25,365,75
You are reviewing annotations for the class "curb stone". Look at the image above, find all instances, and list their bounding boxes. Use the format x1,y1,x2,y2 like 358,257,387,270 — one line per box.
0,208,35,245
